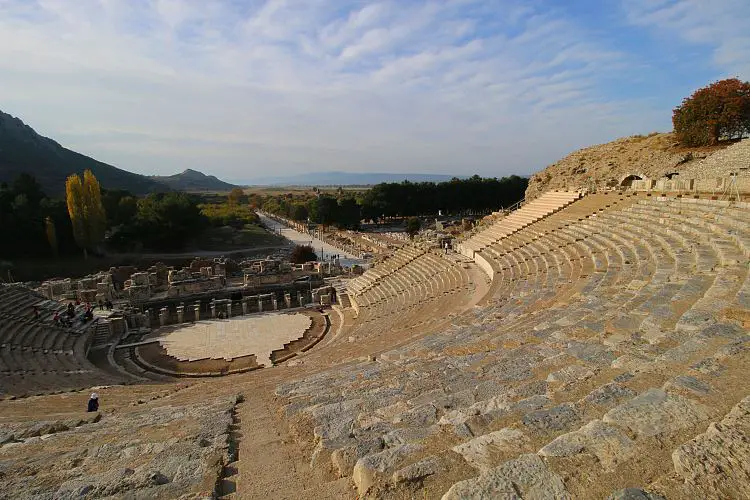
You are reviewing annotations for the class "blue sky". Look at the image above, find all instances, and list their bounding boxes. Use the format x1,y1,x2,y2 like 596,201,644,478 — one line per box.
1,0,748,183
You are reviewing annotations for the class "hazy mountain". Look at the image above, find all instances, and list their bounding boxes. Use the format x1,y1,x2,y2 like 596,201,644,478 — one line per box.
246,171,465,186
151,169,237,192
0,110,168,196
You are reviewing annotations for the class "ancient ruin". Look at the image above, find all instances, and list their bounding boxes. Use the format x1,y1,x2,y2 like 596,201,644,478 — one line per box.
1,164,749,498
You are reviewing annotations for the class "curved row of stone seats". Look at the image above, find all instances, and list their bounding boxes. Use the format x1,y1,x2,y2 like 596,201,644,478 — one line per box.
0,284,47,318
459,190,583,259
0,285,128,398
0,388,240,498
345,251,476,350
348,246,424,295
275,195,749,498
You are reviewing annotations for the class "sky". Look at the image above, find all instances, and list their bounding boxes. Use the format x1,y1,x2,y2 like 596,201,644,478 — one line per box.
1,0,748,183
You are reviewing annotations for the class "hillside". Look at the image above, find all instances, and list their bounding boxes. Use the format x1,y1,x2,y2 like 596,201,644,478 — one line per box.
0,110,168,196
151,169,237,192
525,132,742,199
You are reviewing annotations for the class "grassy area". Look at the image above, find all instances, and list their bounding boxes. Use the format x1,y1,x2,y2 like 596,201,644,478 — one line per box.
196,224,286,251
4,224,287,282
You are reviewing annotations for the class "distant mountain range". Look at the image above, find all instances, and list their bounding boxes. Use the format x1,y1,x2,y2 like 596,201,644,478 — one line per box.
151,169,237,192
0,109,465,195
246,171,465,186
0,110,168,196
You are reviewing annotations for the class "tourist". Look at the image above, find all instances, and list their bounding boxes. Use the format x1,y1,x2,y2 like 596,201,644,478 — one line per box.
105,299,113,311
53,312,60,325
87,393,99,412
98,300,104,311
67,302,75,317
32,306,40,320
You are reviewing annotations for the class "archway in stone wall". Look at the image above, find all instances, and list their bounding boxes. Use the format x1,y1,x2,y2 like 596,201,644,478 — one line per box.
620,174,643,188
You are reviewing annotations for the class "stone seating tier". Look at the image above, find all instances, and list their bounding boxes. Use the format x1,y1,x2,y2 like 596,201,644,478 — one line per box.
459,190,583,258
276,194,749,498
0,285,130,398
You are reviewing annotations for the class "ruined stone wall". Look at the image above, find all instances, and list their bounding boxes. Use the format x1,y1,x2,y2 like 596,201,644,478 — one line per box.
525,132,736,200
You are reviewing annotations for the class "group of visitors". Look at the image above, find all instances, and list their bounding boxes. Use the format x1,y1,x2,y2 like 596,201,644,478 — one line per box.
52,311,73,328
98,299,113,311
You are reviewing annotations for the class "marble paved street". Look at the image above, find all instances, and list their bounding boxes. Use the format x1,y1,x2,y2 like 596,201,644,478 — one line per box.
256,211,367,268
155,312,311,365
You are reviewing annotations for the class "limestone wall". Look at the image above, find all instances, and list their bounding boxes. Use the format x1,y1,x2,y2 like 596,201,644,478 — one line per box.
525,132,739,200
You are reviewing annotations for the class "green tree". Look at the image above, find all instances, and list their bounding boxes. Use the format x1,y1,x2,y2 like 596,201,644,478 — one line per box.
290,244,317,264
406,217,421,239
673,78,750,146
291,203,309,221
228,187,246,206
44,216,58,257
83,169,106,248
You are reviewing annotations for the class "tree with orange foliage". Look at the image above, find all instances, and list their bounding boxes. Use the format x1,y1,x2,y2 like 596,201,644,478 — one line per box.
673,78,750,146
65,170,106,257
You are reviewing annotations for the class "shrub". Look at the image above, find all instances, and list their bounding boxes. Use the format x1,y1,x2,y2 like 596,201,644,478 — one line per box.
406,217,421,239
290,244,317,264
673,78,750,146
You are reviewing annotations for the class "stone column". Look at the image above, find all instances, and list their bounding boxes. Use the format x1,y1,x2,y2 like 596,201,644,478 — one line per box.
176,305,184,324
227,302,233,318
194,302,201,321
144,309,152,329
298,291,305,307
284,293,291,308
210,302,216,319
258,298,263,312
159,307,168,326
242,300,248,315
272,296,278,310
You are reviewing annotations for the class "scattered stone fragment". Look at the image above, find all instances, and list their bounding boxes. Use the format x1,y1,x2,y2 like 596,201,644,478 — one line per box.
603,388,710,437
539,419,635,470
523,403,580,432
607,488,666,500
441,454,570,499
672,395,750,499
546,364,595,385
583,382,636,407
667,375,711,395
392,456,442,485
452,428,530,471
352,444,423,495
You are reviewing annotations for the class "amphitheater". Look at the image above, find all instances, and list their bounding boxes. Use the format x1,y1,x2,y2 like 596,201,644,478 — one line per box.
1,163,750,498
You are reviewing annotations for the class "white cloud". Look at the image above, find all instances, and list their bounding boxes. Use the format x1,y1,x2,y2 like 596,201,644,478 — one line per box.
0,0,746,183
622,0,750,77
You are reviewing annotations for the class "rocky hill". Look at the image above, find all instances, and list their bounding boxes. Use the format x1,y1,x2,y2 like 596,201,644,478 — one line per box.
0,110,169,196
151,168,237,192
524,132,745,199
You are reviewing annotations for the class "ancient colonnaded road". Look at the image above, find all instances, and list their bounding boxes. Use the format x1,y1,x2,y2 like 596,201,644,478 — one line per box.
256,211,368,268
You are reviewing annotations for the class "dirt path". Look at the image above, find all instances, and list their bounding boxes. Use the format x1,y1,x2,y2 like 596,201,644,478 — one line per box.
236,380,354,499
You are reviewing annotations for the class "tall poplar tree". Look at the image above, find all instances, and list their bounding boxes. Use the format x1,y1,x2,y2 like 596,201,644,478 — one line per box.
65,170,106,257
83,169,106,248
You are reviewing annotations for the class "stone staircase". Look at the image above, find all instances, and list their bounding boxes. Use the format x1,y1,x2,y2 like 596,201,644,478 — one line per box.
458,190,583,261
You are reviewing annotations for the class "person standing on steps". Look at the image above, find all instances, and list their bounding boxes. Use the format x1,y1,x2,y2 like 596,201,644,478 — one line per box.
87,393,99,412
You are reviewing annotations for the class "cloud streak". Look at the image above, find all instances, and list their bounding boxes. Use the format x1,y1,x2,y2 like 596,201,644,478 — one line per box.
0,0,747,182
